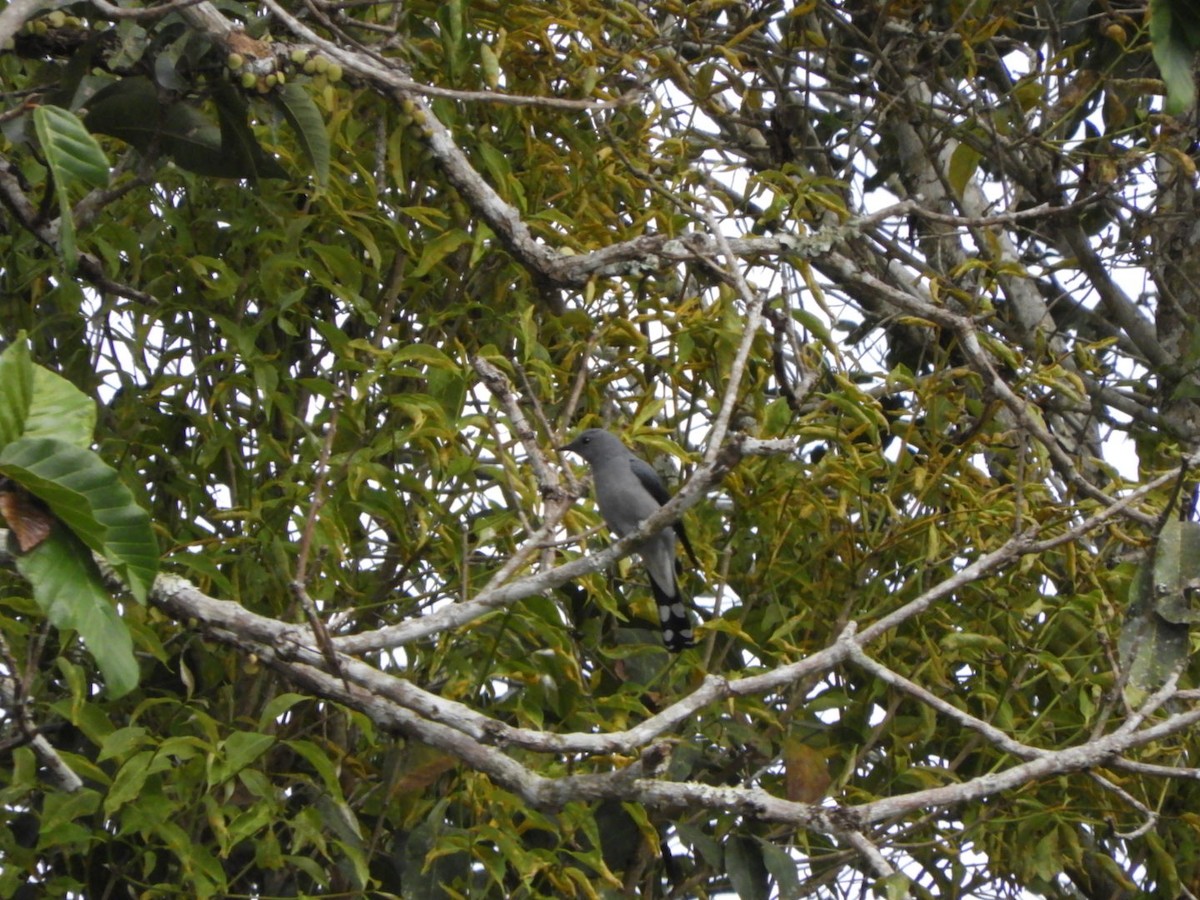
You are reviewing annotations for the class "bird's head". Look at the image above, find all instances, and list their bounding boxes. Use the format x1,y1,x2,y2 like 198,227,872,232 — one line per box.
560,428,623,464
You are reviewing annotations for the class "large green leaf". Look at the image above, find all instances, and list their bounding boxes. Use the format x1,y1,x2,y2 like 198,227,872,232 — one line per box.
160,101,262,179
1150,0,1200,114
1151,519,1200,625
0,337,95,449
0,339,34,450
0,437,158,603
13,529,139,698
1118,526,1194,704
32,105,110,188
270,82,331,188
26,366,97,449
84,76,288,179
210,84,290,181
32,104,110,265
82,76,164,153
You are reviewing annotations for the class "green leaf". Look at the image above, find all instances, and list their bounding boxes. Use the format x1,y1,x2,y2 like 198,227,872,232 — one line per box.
1119,545,1189,703
83,76,163,153
948,142,982,198
1117,519,1200,703
286,739,347,799
211,84,290,181
84,76,287,179
27,366,97,448
258,692,311,730
725,834,769,900
210,731,275,785
593,801,640,873
411,229,473,277
0,339,34,449
271,83,331,187
0,337,94,449
32,105,110,265
875,872,913,900
0,437,158,603
392,344,460,369
105,749,174,814
1151,0,1199,114
14,530,140,698
1151,519,1200,624
676,822,721,869
480,42,500,88
32,105,110,188
40,788,103,845
756,837,802,899
97,725,149,762
227,798,276,845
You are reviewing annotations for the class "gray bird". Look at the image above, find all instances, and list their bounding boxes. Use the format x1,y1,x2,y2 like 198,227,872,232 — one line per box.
560,428,698,651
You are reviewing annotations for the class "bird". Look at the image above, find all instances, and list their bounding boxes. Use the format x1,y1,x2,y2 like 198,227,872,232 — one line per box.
560,428,698,651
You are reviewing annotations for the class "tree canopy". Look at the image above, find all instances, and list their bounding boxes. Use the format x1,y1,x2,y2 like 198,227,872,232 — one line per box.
3,0,1200,897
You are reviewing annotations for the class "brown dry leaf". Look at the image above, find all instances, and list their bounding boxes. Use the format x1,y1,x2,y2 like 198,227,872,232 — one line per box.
0,485,55,552
782,737,831,804
392,754,458,795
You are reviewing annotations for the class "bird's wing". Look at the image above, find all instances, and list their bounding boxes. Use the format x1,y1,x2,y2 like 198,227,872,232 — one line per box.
628,455,671,506
629,456,701,567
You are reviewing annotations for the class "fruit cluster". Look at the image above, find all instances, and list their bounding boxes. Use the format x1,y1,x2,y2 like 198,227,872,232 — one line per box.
21,10,86,34
225,47,343,94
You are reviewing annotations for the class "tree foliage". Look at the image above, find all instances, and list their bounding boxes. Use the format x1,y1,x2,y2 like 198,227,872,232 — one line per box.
2,0,1200,897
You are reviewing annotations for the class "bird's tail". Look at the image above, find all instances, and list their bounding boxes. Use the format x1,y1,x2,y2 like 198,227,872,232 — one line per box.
649,578,696,652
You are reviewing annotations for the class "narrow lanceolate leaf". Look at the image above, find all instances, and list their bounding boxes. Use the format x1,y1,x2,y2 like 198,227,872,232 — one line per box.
0,339,34,450
14,529,139,698
32,105,110,265
411,229,472,277
271,83,331,188
0,437,158,603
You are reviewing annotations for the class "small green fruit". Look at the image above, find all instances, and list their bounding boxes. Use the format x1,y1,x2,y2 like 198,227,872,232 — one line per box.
46,11,66,27
227,52,245,70
313,56,329,74
303,58,317,74
241,71,258,89
290,48,307,66
326,63,343,82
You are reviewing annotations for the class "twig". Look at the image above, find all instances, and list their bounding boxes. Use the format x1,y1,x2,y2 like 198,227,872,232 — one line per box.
89,0,210,20
291,389,348,689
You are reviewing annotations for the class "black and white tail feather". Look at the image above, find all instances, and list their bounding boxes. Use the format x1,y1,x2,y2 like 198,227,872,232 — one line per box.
648,572,696,651
561,428,700,652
